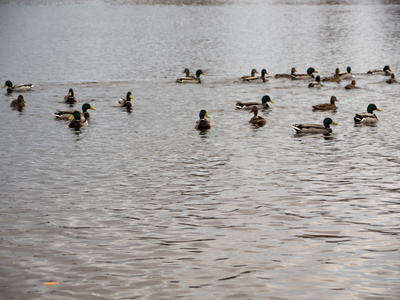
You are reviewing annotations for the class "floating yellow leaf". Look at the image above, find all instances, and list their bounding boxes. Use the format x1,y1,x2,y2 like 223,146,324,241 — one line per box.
44,282,59,286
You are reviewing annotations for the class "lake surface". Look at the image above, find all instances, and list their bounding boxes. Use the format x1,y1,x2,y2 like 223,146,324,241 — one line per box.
1,0,400,299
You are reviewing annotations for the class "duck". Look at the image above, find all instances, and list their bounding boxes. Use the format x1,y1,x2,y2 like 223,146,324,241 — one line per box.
345,80,358,89
10,95,26,109
117,91,133,108
69,110,88,129
322,68,341,83
54,103,96,121
292,118,338,134
64,88,77,103
312,96,339,111
275,67,297,78
308,75,323,87
176,68,195,81
291,67,318,80
240,69,259,81
3,80,34,93
195,109,211,130
367,65,392,75
244,69,268,82
176,69,205,83
385,73,397,84
339,66,354,79
354,104,381,124
249,106,266,127
236,95,274,110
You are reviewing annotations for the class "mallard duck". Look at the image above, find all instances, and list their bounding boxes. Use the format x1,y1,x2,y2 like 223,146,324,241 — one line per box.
10,95,26,109
385,73,397,84
244,69,268,82
291,67,318,80
69,110,88,129
236,95,274,110
249,106,266,127
195,109,211,130
308,75,323,87
54,103,95,121
339,66,353,79
354,104,381,124
117,91,133,108
240,69,259,81
312,96,339,111
176,68,195,81
176,69,205,83
64,88,77,103
367,65,392,75
345,80,358,89
3,80,34,93
275,67,297,78
322,68,341,83
292,118,338,134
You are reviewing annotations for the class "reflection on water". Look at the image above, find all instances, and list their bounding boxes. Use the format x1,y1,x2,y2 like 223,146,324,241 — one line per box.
1,0,400,299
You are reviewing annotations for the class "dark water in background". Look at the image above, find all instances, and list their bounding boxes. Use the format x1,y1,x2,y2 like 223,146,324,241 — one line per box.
1,0,400,299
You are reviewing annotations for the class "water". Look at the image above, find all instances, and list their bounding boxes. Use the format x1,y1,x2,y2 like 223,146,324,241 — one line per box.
1,0,400,299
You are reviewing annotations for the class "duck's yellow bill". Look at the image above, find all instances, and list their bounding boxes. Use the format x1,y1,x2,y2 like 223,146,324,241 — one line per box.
332,121,338,125
2,85,6,88
69,115,74,119
205,113,210,118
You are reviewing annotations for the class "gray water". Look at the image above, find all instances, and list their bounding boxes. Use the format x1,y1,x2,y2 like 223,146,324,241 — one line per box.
1,0,400,299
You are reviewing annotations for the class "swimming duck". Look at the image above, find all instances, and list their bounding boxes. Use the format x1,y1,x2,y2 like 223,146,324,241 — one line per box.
291,67,318,80
354,104,381,124
69,110,88,129
3,80,34,93
312,96,339,111
117,91,133,108
244,69,268,82
339,66,353,79
10,95,26,109
275,67,297,78
249,106,266,127
322,68,341,83
240,69,259,81
292,118,338,134
176,69,205,83
54,103,95,121
64,88,77,103
345,80,358,89
236,95,274,110
367,65,392,75
308,75,323,87
195,109,211,130
385,73,397,84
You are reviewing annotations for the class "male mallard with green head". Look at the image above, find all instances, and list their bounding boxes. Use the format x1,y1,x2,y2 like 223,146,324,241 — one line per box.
292,118,338,134
64,88,77,103
367,65,392,75
118,91,133,108
177,69,205,83
236,95,274,110
354,104,381,124
244,69,268,82
312,96,339,111
339,66,353,79
54,103,96,121
69,110,88,129
3,80,34,93
195,109,211,130
291,67,318,80
249,106,266,127
308,75,323,87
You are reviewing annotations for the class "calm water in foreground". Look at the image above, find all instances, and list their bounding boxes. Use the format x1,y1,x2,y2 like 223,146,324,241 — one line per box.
1,0,400,299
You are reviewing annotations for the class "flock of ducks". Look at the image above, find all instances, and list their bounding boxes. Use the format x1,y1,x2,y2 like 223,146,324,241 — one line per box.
3,64,396,134
176,65,394,134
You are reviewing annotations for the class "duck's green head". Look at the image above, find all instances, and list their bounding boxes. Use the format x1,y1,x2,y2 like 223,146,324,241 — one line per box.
199,109,210,119
69,110,81,120
261,95,274,104
126,91,132,101
367,104,381,113
261,69,268,77
3,80,12,88
82,103,95,112
323,118,338,128
68,88,74,97
307,67,318,75
196,70,205,78
384,65,392,72
347,66,352,73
